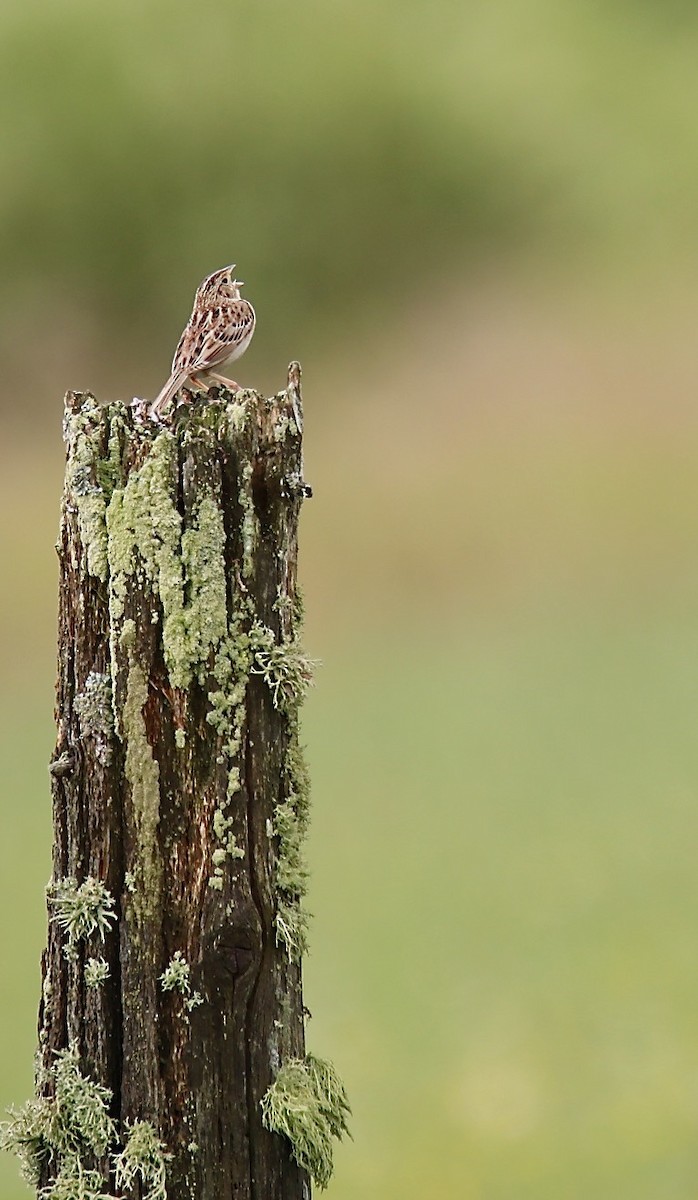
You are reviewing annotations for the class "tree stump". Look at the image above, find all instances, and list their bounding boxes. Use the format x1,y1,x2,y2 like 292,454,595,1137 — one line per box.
2,368,349,1200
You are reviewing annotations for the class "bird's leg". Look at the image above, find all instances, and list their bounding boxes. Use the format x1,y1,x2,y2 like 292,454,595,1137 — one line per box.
188,372,212,393
206,371,242,391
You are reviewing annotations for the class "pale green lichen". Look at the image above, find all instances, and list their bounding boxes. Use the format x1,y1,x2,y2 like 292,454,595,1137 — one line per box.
2,1047,171,1200
0,1096,52,1187
113,1119,168,1200
250,624,317,714
121,647,162,920
84,958,110,988
260,1053,351,1189
211,807,245,878
179,493,228,680
106,437,229,692
159,951,203,1013
106,433,186,682
205,620,255,887
272,737,312,959
174,728,186,749
49,1046,116,1157
48,877,116,962
159,952,200,1009
207,623,252,788
159,950,190,994
75,672,114,766
64,397,114,583
223,396,253,435
1,1044,116,1195
39,1160,113,1200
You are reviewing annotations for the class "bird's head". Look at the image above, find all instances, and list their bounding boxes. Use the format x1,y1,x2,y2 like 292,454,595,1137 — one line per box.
197,265,244,304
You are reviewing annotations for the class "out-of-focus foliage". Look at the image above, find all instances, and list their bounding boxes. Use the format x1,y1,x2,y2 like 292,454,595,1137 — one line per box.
2,0,698,365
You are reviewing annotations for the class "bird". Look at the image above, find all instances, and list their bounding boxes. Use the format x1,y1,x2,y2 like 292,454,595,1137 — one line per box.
150,265,256,418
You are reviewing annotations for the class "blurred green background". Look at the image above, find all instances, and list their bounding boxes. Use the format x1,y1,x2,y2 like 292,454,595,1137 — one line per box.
3,1,698,1196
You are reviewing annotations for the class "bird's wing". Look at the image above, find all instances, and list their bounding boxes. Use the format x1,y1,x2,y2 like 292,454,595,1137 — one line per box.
174,301,255,374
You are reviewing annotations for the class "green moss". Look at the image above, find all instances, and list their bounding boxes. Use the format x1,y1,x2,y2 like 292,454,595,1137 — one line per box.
260,1053,351,1189
121,649,162,920
47,877,116,962
113,1120,168,1200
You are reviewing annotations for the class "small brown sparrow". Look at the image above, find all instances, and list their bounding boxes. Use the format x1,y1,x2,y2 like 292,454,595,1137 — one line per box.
150,265,256,417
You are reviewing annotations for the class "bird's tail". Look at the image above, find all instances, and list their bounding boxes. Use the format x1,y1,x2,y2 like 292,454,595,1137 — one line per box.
149,371,187,419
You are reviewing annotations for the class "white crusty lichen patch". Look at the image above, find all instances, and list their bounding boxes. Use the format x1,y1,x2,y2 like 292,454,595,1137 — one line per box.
75,671,114,765
260,1053,351,1190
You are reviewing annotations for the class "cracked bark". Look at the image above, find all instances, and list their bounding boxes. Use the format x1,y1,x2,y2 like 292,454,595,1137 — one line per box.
40,365,311,1200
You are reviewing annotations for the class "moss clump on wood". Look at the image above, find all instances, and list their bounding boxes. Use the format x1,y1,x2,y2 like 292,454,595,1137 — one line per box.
0,1045,116,1196
113,1119,168,1200
47,877,116,962
1,1048,170,1200
159,951,203,1013
63,395,113,583
250,623,317,714
84,958,110,989
260,1053,351,1189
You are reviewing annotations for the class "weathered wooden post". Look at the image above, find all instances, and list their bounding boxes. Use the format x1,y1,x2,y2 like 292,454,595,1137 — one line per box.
1,366,349,1199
